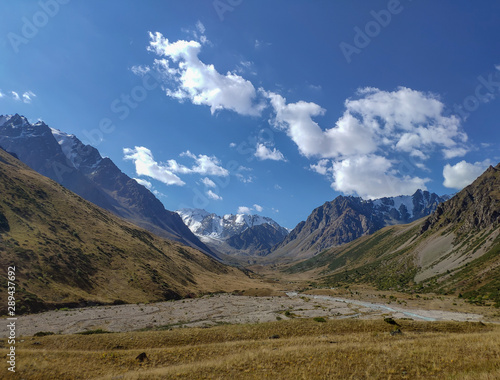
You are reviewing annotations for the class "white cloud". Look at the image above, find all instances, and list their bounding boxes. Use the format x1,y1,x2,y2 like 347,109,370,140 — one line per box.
201,177,216,188
206,189,222,201
178,150,229,176
0,90,4,98
253,204,263,212
443,160,491,189
134,178,153,189
11,91,20,101
124,147,185,186
134,177,165,198
266,87,470,199
254,39,271,49
195,20,205,34
22,91,36,103
124,147,228,186
266,91,377,158
229,142,237,148
235,165,254,183
237,206,252,215
254,143,286,161
146,32,265,116
130,65,151,76
443,147,469,159
331,155,430,199
310,159,330,175
267,87,466,161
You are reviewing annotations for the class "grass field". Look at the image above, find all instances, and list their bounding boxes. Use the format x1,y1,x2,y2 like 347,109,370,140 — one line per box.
1,318,499,379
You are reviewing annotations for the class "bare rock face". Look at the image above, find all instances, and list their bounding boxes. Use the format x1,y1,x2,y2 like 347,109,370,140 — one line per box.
421,164,500,234
0,114,214,257
270,190,447,260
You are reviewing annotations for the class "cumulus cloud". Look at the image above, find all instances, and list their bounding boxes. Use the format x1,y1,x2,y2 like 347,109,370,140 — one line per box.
124,147,228,186
268,87,470,198
253,204,263,212
206,189,222,200
134,178,153,189
310,159,330,175
443,160,491,189
124,147,185,186
145,32,265,116
330,155,430,199
178,150,229,176
254,143,286,161
237,206,252,215
134,178,165,198
201,177,216,188
267,87,466,161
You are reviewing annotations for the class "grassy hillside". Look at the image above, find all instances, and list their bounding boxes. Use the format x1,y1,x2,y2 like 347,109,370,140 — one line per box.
0,319,497,379
288,164,500,306
0,148,259,314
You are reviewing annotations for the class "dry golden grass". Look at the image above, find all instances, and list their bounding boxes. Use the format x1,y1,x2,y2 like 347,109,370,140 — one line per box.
1,318,499,379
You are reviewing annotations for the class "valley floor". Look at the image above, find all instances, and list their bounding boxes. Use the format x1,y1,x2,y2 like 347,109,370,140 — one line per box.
1,291,494,338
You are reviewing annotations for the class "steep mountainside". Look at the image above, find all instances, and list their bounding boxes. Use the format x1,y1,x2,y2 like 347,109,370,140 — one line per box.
270,190,447,261
0,114,213,257
0,148,256,314
288,164,500,306
176,208,289,256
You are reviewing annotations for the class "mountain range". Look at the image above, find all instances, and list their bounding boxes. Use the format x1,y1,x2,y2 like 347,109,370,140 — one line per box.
268,190,448,262
1,113,499,311
0,147,257,314
176,208,289,257
288,163,500,306
0,114,213,257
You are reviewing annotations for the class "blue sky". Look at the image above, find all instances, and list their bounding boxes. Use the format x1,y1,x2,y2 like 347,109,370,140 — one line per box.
1,0,500,228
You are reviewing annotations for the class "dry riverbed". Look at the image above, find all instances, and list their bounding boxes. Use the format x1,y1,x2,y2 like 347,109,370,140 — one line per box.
1,292,492,337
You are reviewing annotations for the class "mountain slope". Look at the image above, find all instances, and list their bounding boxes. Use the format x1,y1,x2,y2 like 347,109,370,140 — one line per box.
0,114,214,257
0,148,257,314
270,190,447,261
176,208,289,256
288,164,500,306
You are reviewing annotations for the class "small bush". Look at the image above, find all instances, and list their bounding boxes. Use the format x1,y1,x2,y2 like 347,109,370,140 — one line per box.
34,331,55,337
77,329,111,335
313,317,327,323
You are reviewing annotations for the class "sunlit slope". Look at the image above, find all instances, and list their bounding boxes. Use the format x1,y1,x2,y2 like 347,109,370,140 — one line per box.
288,163,500,306
0,148,258,314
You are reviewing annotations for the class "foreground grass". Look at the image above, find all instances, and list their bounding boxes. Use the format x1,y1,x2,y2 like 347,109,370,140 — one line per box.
1,319,499,379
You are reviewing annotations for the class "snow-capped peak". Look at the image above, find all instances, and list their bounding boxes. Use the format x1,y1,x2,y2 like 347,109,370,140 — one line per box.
176,208,286,240
50,128,102,171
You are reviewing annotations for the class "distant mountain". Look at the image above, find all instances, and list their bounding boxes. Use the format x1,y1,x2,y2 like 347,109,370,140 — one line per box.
0,114,214,257
176,208,289,256
270,190,448,261
0,148,255,314
288,163,500,306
